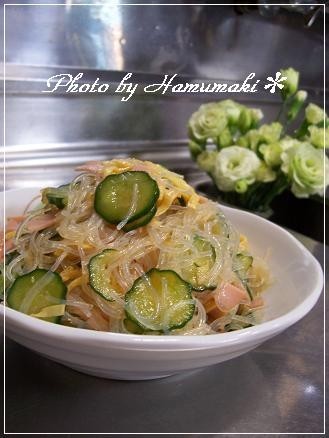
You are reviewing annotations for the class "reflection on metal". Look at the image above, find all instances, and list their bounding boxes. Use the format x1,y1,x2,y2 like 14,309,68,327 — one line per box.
66,2,125,70
2,3,325,196
304,384,317,395
2,4,325,85
3,141,204,190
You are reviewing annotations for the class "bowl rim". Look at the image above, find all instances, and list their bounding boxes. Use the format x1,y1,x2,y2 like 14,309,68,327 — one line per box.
1,190,324,350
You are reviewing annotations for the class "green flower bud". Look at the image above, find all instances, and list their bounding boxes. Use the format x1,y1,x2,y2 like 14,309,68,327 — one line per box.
307,126,328,149
237,128,260,150
217,99,242,124
188,103,228,143
237,122,283,151
256,162,276,183
281,142,328,198
250,108,264,126
238,109,253,134
259,142,282,168
259,122,283,144
189,139,205,160
287,90,307,122
305,103,325,125
238,108,263,132
280,67,299,100
235,179,249,194
196,150,218,175
237,136,249,148
213,146,261,192
218,127,233,149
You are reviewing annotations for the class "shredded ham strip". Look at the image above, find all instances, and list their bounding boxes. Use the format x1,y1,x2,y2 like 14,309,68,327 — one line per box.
201,282,251,322
5,212,58,234
215,282,250,312
76,161,104,173
25,213,58,232
0,236,12,262
6,216,25,232
1,213,58,262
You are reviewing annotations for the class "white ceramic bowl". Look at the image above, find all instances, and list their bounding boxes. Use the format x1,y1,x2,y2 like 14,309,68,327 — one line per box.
1,188,323,380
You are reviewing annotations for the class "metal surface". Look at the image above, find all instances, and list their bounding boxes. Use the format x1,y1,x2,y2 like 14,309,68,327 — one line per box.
2,3,325,85
3,233,325,434
3,62,323,151
1,63,324,191
2,3,325,189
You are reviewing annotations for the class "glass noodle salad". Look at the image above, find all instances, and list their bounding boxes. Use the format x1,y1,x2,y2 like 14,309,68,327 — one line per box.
2,159,271,335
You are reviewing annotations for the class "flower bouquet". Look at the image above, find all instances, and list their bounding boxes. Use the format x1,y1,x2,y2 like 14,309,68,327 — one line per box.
188,68,328,212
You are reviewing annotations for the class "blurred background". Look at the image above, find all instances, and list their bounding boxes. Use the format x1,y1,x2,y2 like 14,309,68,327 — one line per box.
1,0,326,238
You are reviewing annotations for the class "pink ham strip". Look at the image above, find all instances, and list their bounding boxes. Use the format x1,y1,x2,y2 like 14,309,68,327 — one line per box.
76,161,104,173
5,239,15,253
1,213,58,262
215,282,250,313
1,216,25,261
26,213,58,232
0,235,15,262
6,216,25,232
131,163,150,172
6,212,58,234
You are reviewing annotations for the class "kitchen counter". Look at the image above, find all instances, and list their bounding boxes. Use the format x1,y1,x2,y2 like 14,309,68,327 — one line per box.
3,230,325,434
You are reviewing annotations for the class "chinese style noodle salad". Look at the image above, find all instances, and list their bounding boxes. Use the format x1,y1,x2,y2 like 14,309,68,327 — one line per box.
2,159,270,335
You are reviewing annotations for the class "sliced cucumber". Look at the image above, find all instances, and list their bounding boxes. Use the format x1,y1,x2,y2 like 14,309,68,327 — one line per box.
6,268,67,323
123,318,145,334
122,204,157,232
233,253,253,277
43,184,70,209
181,236,216,291
94,171,160,225
233,252,254,299
125,268,195,332
88,249,121,301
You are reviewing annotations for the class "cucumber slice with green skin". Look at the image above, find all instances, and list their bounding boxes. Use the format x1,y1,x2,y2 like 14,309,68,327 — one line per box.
43,184,70,209
88,249,121,301
94,171,160,225
125,268,195,332
233,253,253,277
233,253,254,299
123,318,145,334
122,204,157,232
6,268,67,323
181,236,216,291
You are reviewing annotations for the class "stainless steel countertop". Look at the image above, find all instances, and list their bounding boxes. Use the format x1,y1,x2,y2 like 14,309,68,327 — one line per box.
3,230,325,434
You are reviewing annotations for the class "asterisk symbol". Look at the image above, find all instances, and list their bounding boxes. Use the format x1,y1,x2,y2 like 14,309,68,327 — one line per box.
264,72,287,94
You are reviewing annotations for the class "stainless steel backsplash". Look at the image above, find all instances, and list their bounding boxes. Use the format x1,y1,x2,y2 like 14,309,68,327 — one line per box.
1,3,325,190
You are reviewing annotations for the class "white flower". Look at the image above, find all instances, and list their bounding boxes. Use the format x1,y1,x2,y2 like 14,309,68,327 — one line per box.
213,146,261,192
279,136,298,151
281,143,328,198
